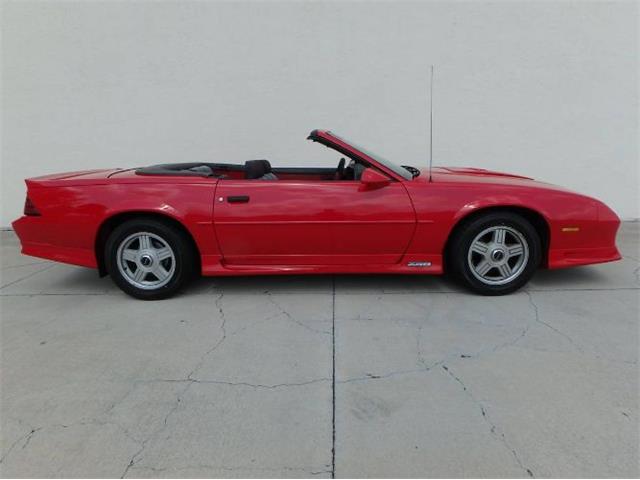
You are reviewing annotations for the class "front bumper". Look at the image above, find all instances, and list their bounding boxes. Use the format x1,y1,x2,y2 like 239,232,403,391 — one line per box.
547,201,622,269
547,245,621,269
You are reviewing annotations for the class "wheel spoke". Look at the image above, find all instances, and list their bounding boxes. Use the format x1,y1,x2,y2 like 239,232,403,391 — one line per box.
122,249,137,262
138,235,151,250
155,247,173,261
493,228,507,245
507,244,524,258
475,260,492,276
497,263,512,278
471,241,489,255
152,264,170,281
133,267,146,283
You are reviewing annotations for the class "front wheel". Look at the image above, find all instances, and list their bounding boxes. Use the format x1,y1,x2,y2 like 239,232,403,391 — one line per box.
449,212,541,295
105,219,195,300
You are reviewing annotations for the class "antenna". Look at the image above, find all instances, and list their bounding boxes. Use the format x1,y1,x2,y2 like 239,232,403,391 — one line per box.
429,65,434,183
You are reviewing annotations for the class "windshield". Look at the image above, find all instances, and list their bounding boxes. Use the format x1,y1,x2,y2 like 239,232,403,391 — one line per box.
329,133,414,181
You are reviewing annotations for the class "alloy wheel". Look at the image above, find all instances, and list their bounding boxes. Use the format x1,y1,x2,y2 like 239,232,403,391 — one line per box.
467,225,529,286
116,232,176,289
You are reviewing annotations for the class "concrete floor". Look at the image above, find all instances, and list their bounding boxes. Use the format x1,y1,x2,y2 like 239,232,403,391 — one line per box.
1,224,638,478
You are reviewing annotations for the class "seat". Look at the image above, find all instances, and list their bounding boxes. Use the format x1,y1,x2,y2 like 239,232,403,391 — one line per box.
245,160,278,180
187,165,213,175
353,163,366,181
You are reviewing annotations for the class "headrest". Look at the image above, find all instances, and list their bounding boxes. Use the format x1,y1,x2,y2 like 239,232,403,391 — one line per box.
245,160,272,179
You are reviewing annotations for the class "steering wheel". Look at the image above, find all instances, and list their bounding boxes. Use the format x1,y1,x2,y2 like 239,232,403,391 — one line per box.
335,157,346,180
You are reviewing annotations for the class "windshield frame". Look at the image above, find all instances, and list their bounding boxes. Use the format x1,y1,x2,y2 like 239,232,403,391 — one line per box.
308,130,414,181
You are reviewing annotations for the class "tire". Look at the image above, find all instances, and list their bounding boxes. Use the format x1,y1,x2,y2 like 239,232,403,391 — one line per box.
105,218,195,300
448,212,541,295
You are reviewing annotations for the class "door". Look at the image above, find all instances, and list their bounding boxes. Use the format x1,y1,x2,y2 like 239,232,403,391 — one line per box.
213,179,416,266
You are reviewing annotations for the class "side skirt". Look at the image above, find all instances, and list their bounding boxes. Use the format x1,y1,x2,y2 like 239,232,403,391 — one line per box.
200,254,443,276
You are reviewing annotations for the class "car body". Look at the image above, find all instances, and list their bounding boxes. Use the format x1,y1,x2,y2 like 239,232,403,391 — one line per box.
12,129,621,299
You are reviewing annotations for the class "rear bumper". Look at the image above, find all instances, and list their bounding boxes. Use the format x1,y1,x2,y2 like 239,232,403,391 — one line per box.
12,216,97,268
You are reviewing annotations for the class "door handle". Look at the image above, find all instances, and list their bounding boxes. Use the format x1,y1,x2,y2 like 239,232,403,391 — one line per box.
227,195,250,203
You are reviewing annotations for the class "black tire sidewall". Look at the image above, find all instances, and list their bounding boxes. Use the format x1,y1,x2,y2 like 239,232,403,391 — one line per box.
450,212,541,295
105,219,194,300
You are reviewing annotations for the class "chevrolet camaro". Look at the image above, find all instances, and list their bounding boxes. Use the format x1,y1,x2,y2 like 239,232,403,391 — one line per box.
12,129,621,299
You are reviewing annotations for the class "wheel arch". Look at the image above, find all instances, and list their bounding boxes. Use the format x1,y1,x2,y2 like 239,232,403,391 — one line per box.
443,205,550,271
95,211,201,277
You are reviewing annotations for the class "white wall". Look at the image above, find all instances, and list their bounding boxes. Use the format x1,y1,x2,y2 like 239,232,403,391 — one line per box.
1,0,638,226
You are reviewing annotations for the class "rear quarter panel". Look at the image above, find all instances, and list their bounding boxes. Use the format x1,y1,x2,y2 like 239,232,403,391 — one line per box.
14,179,219,269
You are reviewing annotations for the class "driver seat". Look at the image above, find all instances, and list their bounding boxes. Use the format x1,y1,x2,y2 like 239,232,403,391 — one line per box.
245,160,278,180
353,163,366,181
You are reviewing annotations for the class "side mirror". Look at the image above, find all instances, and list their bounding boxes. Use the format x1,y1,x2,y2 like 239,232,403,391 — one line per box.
360,168,391,188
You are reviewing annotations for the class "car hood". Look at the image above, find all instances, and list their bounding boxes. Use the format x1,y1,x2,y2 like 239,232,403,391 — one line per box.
416,166,574,193
433,166,534,180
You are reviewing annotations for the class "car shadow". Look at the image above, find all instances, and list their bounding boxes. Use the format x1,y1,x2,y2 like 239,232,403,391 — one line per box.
7,263,621,297
188,266,616,296
193,273,462,294
528,266,612,289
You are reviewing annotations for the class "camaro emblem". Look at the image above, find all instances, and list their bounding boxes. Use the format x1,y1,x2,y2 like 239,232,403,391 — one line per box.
408,261,431,267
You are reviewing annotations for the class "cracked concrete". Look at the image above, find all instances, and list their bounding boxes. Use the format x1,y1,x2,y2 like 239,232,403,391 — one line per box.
1,223,639,477
441,364,534,478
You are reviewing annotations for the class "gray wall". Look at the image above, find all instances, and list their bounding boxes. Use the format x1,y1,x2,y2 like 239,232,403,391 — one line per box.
2,0,638,226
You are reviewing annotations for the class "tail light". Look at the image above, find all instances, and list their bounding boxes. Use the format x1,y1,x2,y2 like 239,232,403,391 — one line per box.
24,196,41,216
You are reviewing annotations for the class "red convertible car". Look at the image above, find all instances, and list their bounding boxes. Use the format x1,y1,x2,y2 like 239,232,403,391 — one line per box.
12,129,621,299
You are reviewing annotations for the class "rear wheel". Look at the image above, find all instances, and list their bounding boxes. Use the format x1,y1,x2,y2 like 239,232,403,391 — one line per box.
449,212,541,295
105,219,195,300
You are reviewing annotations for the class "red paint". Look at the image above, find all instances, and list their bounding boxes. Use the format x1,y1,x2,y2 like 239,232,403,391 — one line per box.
12,130,621,277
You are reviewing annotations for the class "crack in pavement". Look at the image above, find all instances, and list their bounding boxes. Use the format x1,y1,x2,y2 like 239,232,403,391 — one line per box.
119,379,201,479
441,364,534,478
103,381,144,418
527,290,638,365
266,292,332,335
525,291,584,353
0,264,56,289
188,292,228,380
1,419,139,470
121,292,228,478
338,360,447,385
338,294,532,385
0,261,51,270
0,426,42,464
226,311,282,336
143,377,332,389
126,463,332,476
331,275,336,479
415,320,429,369
336,319,529,385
